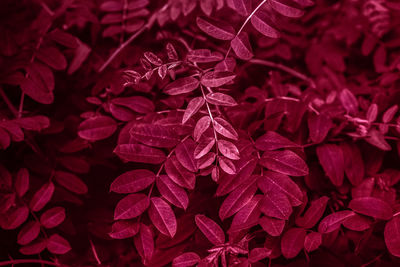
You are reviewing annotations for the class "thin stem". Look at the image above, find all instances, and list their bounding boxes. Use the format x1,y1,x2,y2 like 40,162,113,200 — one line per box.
0,259,60,266
249,58,316,88
98,4,169,73
200,85,219,156
225,0,268,58
98,27,147,73
120,0,128,44
18,92,25,118
0,86,18,116
89,238,102,265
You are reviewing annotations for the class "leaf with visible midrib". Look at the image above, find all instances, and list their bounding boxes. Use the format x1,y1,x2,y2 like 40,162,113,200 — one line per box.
385,216,400,257
148,197,177,238
196,17,235,40
195,214,225,245
164,77,200,95
114,144,166,164
114,193,149,220
110,169,155,194
260,150,308,177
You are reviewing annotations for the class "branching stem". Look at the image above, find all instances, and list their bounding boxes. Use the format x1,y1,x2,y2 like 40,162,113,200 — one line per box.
225,0,268,58
98,4,169,73
249,59,316,88
0,86,18,116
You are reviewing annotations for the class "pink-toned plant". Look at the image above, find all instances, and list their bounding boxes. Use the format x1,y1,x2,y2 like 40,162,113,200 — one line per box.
1,0,400,266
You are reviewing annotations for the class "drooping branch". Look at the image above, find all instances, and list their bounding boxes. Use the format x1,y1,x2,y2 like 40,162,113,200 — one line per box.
98,4,170,73
249,58,316,88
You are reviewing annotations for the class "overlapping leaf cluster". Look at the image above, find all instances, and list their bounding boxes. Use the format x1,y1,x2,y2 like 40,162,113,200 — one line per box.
1,0,400,266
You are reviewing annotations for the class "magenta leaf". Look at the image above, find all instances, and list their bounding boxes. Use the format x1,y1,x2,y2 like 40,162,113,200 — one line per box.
197,152,216,169
296,196,329,228
130,123,180,148
318,210,355,234
230,195,262,232
78,115,117,141
218,139,240,160
349,197,392,220
213,117,239,140
194,137,215,159
110,169,155,194
148,197,177,238
201,71,236,88
316,144,345,186
164,77,200,95
340,142,364,186
19,239,46,255
352,177,375,198
29,182,55,212
156,175,189,210
219,182,257,220
193,116,211,142
143,52,162,66
281,228,306,259
269,0,304,18
40,207,66,229
114,144,166,164
111,96,155,114
232,0,252,16
365,129,391,151
257,171,303,206
17,221,40,245
166,43,178,61
382,105,398,123
195,214,225,245
0,128,10,149
47,29,78,48
259,216,285,236
255,131,300,151
249,247,272,263
114,193,149,220
165,156,196,189
176,138,198,172
231,32,254,60
219,156,236,174
134,224,154,262
36,46,67,70
15,116,50,131
15,168,29,197
1,206,29,230
205,92,238,107
366,103,378,123
182,97,205,124
251,10,280,38
216,158,257,196
172,252,200,267
339,88,358,115
186,49,224,63
385,216,400,257
260,150,309,176
304,232,322,252
342,214,372,231
196,16,235,40
46,234,71,254
307,113,333,143
260,190,292,220
109,221,140,239
54,171,88,195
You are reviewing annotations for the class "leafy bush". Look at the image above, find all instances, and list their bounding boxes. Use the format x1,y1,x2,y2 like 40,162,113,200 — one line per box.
1,0,400,266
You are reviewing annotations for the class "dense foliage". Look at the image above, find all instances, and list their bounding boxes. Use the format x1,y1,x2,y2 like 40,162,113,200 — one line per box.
1,0,400,266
